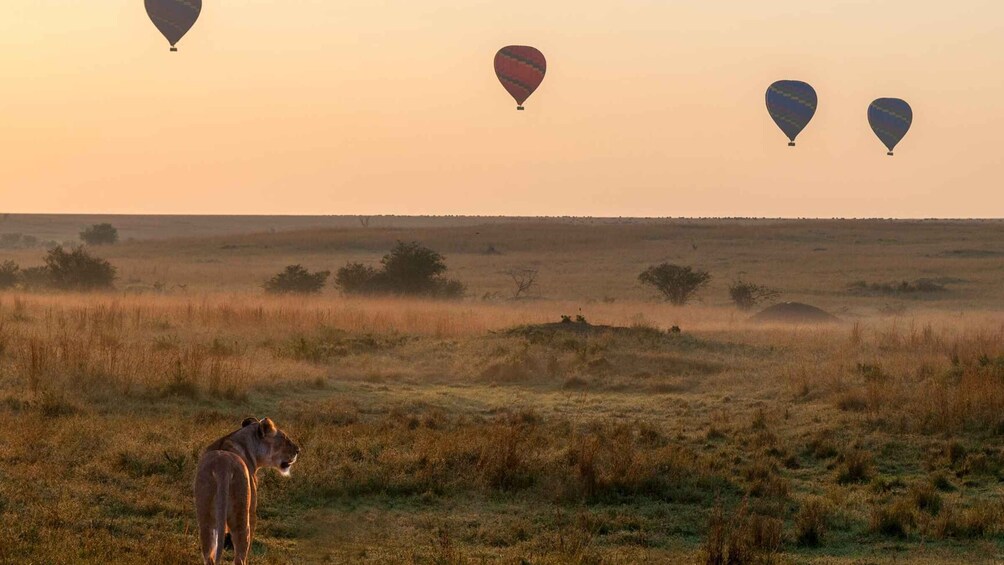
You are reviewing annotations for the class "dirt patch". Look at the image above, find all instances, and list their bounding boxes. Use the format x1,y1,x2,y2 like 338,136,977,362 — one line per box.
750,302,841,324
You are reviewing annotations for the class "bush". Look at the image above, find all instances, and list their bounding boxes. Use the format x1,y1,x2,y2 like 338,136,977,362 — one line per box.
334,241,465,299
729,279,780,311
0,260,19,289
0,233,23,248
333,263,379,295
638,263,711,305
20,266,51,290
79,223,119,246
263,265,330,295
44,246,116,291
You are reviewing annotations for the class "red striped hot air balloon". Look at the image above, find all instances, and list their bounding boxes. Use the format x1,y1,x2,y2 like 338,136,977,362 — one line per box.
145,0,202,52
494,46,546,111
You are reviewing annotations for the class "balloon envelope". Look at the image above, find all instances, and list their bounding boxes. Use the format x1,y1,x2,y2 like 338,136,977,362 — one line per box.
766,80,818,146
145,0,202,50
494,46,546,109
868,98,913,155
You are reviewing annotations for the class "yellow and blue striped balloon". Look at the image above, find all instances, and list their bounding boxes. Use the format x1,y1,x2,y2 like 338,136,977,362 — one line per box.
145,0,202,52
766,80,817,147
868,98,912,156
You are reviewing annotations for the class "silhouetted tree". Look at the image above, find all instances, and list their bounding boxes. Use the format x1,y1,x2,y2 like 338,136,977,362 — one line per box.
263,265,330,295
638,263,710,305
334,241,465,298
334,263,379,295
729,279,780,311
505,267,539,299
44,246,117,291
79,223,119,246
0,260,19,289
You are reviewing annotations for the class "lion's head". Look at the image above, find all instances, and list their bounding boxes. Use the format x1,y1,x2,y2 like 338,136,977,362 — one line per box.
245,417,301,476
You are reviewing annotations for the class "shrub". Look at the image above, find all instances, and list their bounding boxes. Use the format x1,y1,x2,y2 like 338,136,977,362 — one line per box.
0,233,22,248
638,263,711,305
333,263,379,295
729,279,779,311
263,265,330,295
0,260,19,289
334,241,465,299
79,223,119,246
20,266,51,290
44,246,116,291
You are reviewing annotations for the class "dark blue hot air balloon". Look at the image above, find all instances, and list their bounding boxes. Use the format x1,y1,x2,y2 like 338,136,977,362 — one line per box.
766,81,818,147
146,0,202,52
868,98,912,156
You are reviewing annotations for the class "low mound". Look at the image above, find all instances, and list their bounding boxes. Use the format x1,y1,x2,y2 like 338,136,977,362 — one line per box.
750,302,840,324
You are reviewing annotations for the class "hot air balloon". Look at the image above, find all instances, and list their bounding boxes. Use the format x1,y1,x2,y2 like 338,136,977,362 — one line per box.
868,98,912,156
766,81,817,146
145,0,202,52
494,46,546,110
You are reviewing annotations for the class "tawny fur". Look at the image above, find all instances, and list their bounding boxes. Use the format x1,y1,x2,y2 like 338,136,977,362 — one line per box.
195,417,300,565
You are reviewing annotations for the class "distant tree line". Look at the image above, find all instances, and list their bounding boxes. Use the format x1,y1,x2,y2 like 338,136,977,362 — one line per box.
638,263,780,310
263,241,465,299
0,247,117,291
0,226,781,311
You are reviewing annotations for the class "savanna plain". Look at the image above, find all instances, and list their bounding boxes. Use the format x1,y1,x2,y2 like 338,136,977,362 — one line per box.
0,216,1003,564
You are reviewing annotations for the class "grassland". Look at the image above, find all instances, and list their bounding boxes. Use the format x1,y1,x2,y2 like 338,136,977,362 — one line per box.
0,217,1003,564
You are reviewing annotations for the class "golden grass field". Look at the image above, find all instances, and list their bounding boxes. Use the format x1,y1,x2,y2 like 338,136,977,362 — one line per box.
0,217,1003,564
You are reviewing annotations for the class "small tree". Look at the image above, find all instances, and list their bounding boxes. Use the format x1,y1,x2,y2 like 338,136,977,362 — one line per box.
79,223,119,246
334,263,379,295
44,246,117,291
0,260,19,289
729,279,780,311
505,267,539,299
638,263,711,305
263,265,330,295
334,241,465,298
380,241,448,295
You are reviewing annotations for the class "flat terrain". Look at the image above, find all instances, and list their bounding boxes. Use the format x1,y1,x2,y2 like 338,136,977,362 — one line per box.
0,217,1003,564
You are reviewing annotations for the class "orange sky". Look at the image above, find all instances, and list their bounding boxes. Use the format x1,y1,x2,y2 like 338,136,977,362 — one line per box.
1,1,1002,217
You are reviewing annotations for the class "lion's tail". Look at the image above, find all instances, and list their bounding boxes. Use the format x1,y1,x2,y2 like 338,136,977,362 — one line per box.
212,471,230,565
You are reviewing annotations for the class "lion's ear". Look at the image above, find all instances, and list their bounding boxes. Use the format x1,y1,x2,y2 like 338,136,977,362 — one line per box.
258,417,277,438
241,417,258,428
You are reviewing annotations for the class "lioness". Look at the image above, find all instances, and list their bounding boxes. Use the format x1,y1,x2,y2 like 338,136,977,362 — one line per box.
195,417,300,565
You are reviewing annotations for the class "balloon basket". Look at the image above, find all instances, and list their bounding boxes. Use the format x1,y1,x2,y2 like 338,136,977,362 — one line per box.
788,142,795,147
516,106,525,111
887,152,894,156
170,47,178,52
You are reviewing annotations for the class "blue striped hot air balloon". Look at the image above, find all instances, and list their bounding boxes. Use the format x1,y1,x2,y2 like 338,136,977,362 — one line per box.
145,0,202,52
868,98,913,156
766,81,818,147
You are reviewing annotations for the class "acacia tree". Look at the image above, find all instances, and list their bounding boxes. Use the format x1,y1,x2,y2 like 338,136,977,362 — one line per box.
729,279,780,311
80,223,119,245
505,267,539,299
638,263,711,305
